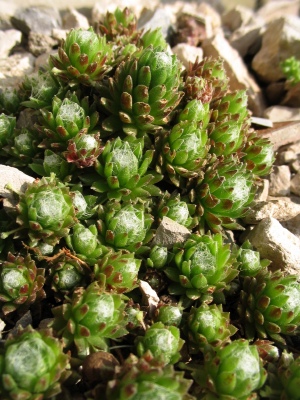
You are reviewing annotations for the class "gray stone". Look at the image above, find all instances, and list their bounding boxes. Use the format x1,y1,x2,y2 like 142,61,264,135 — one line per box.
0,0,17,29
221,5,254,32
290,171,300,196
269,165,291,196
252,16,300,83
254,179,269,201
259,121,300,151
202,33,266,116
171,43,203,69
282,82,300,108
0,165,35,199
243,216,300,275
152,216,191,248
0,29,22,58
263,105,300,122
11,6,62,35
228,23,264,57
257,0,300,23
28,32,57,57
138,8,173,39
243,197,300,224
0,52,35,90
62,8,90,29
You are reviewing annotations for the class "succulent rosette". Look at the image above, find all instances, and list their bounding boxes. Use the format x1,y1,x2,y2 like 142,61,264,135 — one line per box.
242,131,275,177
49,255,89,297
97,201,153,252
238,268,300,344
237,240,270,277
0,252,45,316
13,174,77,247
147,245,169,269
4,128,39,167
0,88,21,115
186,303,237,350
192,156,256,232
164,233,239,302
20,70,64,110
100,45,183,136
99,7,138,43
65,222,107,265
0,326,70,400
262,351,300,400
0,114,16,156
154,303,183,327
158,119,209,186
50,27,113,85
38,94,99,150
156,191,197,229
193,339,267,400
106,351,195,400
136,321,184,365
94,250,141,293
51,281,128,357
93,136,162,201
63,130,102,168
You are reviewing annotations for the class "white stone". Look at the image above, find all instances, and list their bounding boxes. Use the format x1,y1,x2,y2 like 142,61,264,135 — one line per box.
290,171,300,196
152,216,191,248
268,165,291,196
202,33,266,116
0,29,22,58
243,216,300,275
62,8,90,29
252,16,300,83
263,105,300,122
0,165,35,199
172,43,203,69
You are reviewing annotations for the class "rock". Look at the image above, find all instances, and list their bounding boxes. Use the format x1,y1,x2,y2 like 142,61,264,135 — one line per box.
263,105,300,122
243,197,300,224
0,0,17,29
252,16,300,83
62,8,90,29
268,165,291,196
152,216,191,248
243,216,300,275
0,52,35,89
290,170,300,196
138,7,173,39
51,28,68,41
281,82,300,108
0,29,22,58
11,6,62,35
28,32,57,57
171,43,203,69
221,5,254,32
228,22,264,57
254,179,269,201
0,165,35,199
172,13,208,46
281,213,300,240
265,81,286,105
257,0,300,22
202,32,266,116
259,121,300,151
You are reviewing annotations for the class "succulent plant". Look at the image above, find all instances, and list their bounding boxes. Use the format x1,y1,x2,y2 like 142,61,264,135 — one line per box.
280,56,300,86
191,156,256,232
146,245,170,269
94,250,141,293
50,27,113,85
93,136,162,201
38,94,99,150
51,281,128,357
0,326,70,400
164,233,239,303
65,222,107,265
48,255,89,297
10,173,77,247
186,303,237,350
107,351,195,400
261,351,300,400
100,45,183,136
99,7,138,43
0,114,16,156
136,321,184,365
236,240,270,277
154,303,183,327
0,252,45,316
238,268,300,344
193,339,267,400
97,201,153,252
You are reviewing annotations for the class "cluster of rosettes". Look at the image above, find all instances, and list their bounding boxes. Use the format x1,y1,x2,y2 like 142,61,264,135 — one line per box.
1,6,297,400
